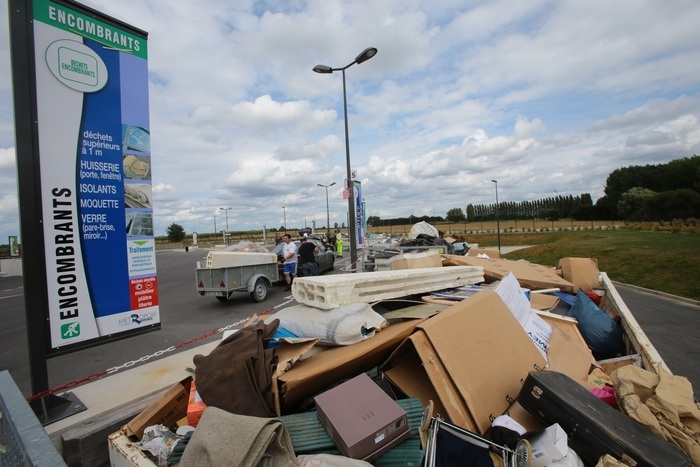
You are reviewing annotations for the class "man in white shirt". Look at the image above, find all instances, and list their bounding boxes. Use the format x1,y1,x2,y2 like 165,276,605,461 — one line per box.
281,234,298,291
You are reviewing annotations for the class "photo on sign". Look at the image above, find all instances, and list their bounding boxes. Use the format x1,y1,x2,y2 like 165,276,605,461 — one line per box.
124,183,153,208
123,154,151,180
126,211,154,237
122,124,151,153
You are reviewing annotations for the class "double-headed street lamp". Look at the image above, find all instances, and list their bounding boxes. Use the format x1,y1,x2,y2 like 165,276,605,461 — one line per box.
491,180,501,254
317,182,336,238
313,47,378,272
282,206,287,234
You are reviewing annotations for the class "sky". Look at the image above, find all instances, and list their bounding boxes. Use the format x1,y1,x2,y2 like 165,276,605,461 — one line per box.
1,0,699,241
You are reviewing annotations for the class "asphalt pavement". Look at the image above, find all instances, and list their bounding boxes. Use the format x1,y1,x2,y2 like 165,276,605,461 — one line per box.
1,248,698,399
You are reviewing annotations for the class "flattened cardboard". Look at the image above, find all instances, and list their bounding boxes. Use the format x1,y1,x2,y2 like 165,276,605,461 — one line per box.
389,250,443,270
467,247,501,258
559,257,600,293
314,373,410,461
535,310,588,349
383,291,547,434
443,255,575,293
383,331,476,430
546,327,595,382
124,376,192,439
530,293,560,311
278,319,424,411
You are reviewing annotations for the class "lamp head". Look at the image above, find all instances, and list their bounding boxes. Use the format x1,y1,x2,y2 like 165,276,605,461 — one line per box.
313,65,333,74
330,182,336,187
355,47,377,64
491,180,497,184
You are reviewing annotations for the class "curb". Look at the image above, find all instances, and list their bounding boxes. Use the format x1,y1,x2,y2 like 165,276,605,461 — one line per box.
612,281,700,307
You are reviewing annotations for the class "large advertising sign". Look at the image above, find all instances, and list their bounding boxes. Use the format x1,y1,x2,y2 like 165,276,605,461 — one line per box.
20,0,159,352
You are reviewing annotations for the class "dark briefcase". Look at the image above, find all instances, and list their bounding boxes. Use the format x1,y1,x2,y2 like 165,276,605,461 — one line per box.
517,370,691,467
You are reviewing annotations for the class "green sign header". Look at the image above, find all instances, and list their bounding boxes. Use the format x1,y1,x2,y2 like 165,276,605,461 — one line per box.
34,0,147,59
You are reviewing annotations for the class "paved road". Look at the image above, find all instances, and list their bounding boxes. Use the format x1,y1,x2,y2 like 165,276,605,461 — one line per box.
614,284,699,393
1,250,697,399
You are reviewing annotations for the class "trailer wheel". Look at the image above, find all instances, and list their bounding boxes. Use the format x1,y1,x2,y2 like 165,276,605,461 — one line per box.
215,292,233,302
251,279,268,302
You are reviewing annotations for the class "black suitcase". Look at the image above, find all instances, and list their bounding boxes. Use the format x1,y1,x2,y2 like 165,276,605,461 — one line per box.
517,370,691,467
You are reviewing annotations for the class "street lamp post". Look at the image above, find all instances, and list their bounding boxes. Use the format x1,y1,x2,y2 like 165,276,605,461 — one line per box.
282,206,287,234
491,180,501,254
317,182,336,238
313,47,378,272
219,207,232,245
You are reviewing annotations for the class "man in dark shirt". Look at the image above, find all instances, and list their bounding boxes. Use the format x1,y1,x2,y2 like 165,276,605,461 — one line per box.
297,237,319,277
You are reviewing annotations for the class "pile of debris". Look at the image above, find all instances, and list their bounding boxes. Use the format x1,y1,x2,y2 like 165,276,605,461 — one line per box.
112,250,699,466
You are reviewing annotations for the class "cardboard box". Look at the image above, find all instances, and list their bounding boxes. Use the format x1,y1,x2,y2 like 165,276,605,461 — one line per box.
389,250,443,270
278,319,424,411
382,291,547,434
314,373,410,461
558,257,600,293
443,255,575,293
124,376,192,439
525,423,568,467
186,379,206,427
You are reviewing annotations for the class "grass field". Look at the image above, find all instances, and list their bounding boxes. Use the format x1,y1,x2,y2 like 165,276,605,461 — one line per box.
465,229,700,301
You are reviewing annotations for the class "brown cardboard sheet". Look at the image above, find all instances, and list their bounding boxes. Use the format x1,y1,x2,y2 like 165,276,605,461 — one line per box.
558,257,601,293
382,291,547,434
443,255,575,293
277,318,423,411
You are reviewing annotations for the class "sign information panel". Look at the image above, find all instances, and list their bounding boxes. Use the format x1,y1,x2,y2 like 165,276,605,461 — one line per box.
31,0,159,351
353,180,363,246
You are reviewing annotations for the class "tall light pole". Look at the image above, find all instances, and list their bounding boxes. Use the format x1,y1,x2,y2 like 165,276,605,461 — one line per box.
491,180,501,254
219,207,231,245
317,182,336,238
313,47,378,271
282,206,287,234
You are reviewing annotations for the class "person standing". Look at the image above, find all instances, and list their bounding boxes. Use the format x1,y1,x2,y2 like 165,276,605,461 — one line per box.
298,237,319,277
335,230,343,258
281,234,298,291
274,232,283,245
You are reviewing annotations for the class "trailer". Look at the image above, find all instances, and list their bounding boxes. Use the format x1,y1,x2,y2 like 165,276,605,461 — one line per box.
195,251,279,302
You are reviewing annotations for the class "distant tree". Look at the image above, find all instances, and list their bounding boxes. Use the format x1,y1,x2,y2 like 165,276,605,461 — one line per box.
645,189,700,220
367,215,380,226
166,223,185,242
542,209,560,221
446,207,466,222
617,187,656,221
466,204,475,222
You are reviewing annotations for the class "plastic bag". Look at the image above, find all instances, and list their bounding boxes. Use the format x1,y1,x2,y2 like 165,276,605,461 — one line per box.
568,290,624,360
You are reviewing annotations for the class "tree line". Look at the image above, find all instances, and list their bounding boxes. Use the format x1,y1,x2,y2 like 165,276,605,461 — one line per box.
368,154,700,226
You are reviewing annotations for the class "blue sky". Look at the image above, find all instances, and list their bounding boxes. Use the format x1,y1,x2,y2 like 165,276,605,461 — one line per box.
1,0,699,240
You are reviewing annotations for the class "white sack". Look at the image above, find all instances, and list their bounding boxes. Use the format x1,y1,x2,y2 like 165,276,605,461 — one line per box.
266,303,388,346
408,221,439,239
